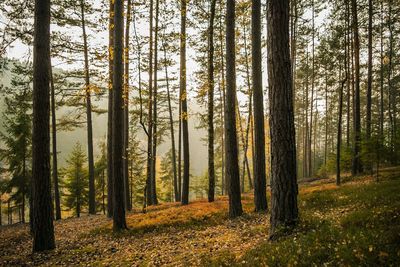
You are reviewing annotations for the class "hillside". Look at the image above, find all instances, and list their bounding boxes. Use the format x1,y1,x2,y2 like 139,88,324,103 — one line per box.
1,168,399,266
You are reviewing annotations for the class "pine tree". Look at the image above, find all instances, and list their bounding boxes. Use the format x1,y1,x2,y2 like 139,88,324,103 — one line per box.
112,0,127,231
267,0,298,237
32,0,55,251
252,0,267,212
61,142,88,218
0,62,32,224
225,0,243,218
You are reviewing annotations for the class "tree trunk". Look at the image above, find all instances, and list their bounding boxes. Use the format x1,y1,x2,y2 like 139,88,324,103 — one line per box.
80,0,96,215
178,88,182,198
225,0,242,218
146,0,154,206
112,0,127,231
308,0,315,177
337,65,346,186
102,170,105,215
267,0,298,236
107,0,114,218
208,0,217,203
218,1,226,195
151,0,160,206
346,0,351,148
252,0,267,212
387,1,396,164
50,59,61,221
379,0,384,170
32,0,55,251
240,16,253,192
366,0,373,172
180,0,190,205
123,0,132,211
351,0,362,175
162,38,179,203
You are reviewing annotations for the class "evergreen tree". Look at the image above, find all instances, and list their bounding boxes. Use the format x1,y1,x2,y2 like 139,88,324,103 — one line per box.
0,62,32,224
61,142,88,218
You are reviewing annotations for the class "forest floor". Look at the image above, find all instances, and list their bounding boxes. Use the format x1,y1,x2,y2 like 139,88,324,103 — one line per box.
1,167,400,266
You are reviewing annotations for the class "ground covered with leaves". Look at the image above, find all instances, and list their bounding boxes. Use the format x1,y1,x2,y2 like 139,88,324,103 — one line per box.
1,168,400,266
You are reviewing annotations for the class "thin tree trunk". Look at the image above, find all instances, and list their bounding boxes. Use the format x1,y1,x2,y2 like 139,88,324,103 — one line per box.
112,0,127,231
379,0,384,172
366,0,373,172
346,0,351,148
252,0,267,212
146,0,154,206
180,0,190,205
123,0,132,212
351,0,362,175
151,0,160,206
387,1,396,164
80,0,96,215
218,1,226,195
102,170,105,215
32,0,55,251
225,0,242,218
240,17,254,191
50,60,61,220
76,163,80,218
308,0,315,177
337,66,347,186
107,0,114,218
208,0,217,202
267,0,298,237
178,89,182,199
162,36,179,202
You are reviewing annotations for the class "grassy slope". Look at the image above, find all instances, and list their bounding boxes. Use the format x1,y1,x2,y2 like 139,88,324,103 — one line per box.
206,168,400,266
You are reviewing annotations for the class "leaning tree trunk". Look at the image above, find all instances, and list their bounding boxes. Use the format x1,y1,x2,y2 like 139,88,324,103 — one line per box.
208,0,217,203
252,0,267,212
123,0,132,211
180,0,190,205
225,0,243,218
107,0,114,218
32,0,55,251
267,0,298,237
162,39,179,202
351,0,362,175
112,0,127,231
80,0,96,215
50,60,61,220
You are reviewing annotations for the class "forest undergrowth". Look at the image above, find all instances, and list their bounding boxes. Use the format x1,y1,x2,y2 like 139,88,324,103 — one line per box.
1,167,399,266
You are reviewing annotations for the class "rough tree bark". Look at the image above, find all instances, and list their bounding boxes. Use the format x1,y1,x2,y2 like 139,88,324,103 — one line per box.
225,0,242,218
32,0,55,251
112,0,127,231
351,0,363,175
267,0,298,237
252,0,267,212
208,0,217,203
180,0,190,205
